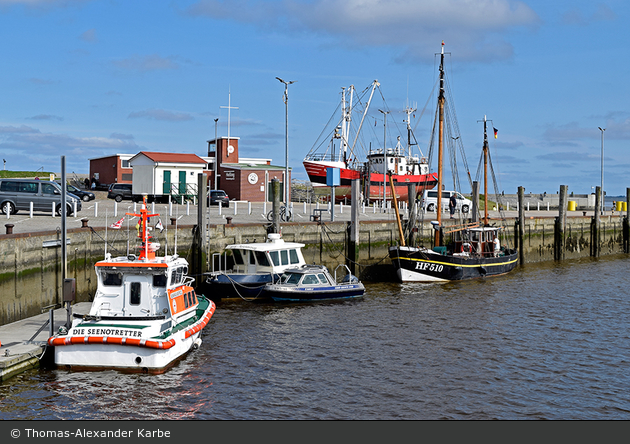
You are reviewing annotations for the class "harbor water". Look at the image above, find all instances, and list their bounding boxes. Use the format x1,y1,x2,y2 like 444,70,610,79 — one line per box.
1,255,629,420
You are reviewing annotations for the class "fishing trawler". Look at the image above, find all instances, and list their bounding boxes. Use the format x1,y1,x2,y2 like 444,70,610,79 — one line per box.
303,80,437,202
388,43,518,282
48,197,216,373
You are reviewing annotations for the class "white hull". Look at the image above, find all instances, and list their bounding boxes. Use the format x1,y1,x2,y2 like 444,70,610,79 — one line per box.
397,267,449,283
54,331,202,373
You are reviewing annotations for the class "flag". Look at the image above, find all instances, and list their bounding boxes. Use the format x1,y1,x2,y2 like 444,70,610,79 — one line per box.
493,127,498,139
155,218,164,232
109,216,124,229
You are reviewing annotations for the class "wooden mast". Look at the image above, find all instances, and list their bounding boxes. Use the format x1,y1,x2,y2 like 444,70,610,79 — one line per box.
483,116,489,225
435,41,445,247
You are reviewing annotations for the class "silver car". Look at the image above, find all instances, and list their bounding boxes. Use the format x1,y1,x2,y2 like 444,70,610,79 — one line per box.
0,178,82,216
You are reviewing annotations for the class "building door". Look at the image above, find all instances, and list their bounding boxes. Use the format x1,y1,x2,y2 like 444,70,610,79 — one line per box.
179,171,187,195
163,170,171,194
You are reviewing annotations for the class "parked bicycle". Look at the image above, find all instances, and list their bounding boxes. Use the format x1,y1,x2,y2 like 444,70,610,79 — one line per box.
267,205,292,222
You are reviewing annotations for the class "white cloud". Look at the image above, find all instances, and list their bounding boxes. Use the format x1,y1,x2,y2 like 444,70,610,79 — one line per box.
186,0,540,62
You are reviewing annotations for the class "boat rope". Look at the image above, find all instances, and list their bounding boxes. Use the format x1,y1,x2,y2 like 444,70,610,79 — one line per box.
216,271,268,302
317,221,391,271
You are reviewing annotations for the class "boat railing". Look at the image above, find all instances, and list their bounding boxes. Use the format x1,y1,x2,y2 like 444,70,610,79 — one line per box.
211,252,228,273
304,153,343,163
334,264,355,284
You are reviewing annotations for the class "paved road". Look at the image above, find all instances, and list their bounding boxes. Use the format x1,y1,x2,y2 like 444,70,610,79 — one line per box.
0,192,611,236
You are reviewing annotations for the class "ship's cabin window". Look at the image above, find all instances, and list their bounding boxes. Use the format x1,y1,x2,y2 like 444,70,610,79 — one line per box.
269,251,279,266
317,273,329,284
153,274,167,287
130,282,141,305
255,251,270,267
302,274,319,285
289,249,300,264
232,249,245,265
103,272,122,286
249,251,256,265
170,267,186,286
280,250,288,265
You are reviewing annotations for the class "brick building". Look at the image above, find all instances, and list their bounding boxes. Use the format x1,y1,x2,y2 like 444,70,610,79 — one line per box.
206,136,290,202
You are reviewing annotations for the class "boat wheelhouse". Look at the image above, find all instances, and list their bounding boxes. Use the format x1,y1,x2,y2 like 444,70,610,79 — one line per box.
205,233,306,300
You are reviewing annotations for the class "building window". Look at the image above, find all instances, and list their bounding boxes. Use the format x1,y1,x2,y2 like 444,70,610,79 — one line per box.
121,159,130,168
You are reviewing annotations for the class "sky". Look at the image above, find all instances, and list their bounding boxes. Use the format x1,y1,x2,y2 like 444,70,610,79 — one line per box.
0,0,628,196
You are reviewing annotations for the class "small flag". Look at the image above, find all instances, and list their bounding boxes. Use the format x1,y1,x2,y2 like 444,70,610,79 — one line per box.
109,216,125,229
155,218,164,232
493,127,498,139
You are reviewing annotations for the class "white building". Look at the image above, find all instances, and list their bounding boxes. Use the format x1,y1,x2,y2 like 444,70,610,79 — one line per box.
129,152,208,201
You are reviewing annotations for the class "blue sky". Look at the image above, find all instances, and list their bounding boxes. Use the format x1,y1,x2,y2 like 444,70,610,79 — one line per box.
0,0,628,196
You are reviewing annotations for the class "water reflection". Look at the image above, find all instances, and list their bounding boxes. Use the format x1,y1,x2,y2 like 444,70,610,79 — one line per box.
1,255,630,419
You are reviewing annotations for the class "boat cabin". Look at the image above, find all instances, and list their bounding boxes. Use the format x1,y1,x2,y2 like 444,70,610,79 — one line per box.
221,233,306,275
91,255,198,320
450,226,502,257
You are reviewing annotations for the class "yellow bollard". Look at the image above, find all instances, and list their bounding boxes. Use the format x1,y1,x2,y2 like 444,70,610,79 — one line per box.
567,201,577,211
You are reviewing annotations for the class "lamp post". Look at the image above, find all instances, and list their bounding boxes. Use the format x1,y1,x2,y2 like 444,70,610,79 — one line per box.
276,77,296,206
599,127,606,214
214,118,219,190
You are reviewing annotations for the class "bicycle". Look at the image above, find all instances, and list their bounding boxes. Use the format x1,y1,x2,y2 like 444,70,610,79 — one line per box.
267,205,292,222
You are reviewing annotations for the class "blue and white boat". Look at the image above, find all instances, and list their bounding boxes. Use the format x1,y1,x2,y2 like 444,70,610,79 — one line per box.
262,264,365,302
205,233,307,301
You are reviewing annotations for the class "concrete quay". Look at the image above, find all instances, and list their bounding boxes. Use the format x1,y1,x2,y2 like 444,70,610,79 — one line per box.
0,302,90,381
0,192,614,236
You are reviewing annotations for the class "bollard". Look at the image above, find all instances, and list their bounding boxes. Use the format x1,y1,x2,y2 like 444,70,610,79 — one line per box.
30,201,33,218
74,201,77,217
226,217,233,225
186,201,190,215
114,201,118,217
81,218,89,228
170,217,176,226
5,224,14,234
52,202,55,217
94,201,98,217
248,202,252,215
234,201,237,215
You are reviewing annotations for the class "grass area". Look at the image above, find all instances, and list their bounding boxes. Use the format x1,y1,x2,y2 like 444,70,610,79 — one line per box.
0,170,55,179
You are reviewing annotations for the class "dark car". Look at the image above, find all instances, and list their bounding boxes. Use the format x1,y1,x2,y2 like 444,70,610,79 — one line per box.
107,183,135,202
208,190,229,207
60,183,95,202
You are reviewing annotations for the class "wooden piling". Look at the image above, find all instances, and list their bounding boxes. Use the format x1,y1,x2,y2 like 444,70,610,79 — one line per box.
347,179,360,275
554,185,567,261
518,186,525,265
591,186,601,257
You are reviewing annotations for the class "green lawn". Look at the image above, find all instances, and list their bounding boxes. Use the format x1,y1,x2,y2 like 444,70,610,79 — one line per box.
0,170,55,179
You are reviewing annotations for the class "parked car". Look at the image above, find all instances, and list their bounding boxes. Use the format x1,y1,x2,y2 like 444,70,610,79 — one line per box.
57,182,95,202
420,189,472,214
0,178,82,216
107,183,137,202
207,189,229,207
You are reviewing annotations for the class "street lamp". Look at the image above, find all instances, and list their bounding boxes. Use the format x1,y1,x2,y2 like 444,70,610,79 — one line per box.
276,77,296,206
214,118,219,190
599,126,606,214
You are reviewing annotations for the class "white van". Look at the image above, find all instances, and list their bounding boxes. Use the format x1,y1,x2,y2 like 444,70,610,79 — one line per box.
420,189,472,214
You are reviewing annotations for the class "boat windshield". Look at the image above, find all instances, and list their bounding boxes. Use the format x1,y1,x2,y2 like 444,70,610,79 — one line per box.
280,272,302,285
